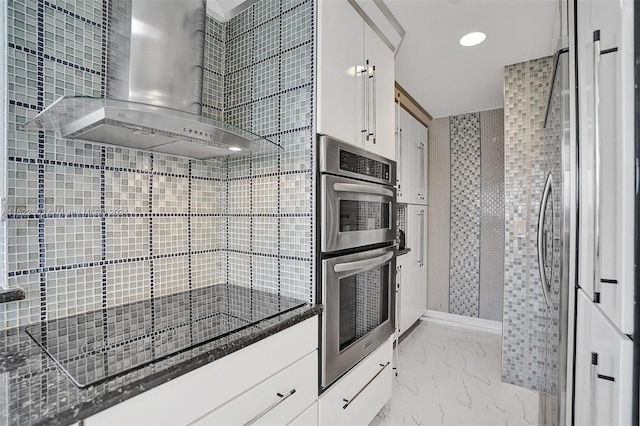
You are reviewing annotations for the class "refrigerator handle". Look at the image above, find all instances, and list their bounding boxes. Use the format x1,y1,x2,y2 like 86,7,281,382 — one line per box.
537,173,553,308
592,30,602,304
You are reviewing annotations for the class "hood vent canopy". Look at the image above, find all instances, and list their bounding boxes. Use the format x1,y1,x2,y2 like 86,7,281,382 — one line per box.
23,0,281,159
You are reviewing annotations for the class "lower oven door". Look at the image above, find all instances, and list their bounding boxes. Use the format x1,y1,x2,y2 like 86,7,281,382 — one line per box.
321,245,396,388
321,174,396,252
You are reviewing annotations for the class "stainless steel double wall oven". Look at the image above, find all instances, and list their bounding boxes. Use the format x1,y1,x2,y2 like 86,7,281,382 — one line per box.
317,135,397,390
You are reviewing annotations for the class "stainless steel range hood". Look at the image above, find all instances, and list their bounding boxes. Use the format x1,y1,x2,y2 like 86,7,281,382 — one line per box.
23,0,281,159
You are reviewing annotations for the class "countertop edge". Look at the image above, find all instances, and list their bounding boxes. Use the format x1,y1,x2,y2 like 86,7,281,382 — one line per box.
35,305,322,426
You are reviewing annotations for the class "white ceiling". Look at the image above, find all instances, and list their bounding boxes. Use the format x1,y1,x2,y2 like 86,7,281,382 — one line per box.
386,0,560,118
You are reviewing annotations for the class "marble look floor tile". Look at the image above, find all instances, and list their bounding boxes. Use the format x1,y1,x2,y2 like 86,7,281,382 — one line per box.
372,322,539,426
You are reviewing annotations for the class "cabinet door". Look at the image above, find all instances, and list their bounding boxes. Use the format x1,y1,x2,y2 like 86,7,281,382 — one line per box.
417,208,427,316
364,23,395,161
317,0,365,148
396,254,410,335
396,107,411,203
576,0,634,334
419,126,428,203
574,290,633,425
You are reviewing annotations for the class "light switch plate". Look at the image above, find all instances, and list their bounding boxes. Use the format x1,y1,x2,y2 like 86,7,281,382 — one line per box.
514,220,526,238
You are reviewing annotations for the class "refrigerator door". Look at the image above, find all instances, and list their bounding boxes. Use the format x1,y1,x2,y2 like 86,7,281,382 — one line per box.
538,45,571,426
574,289,633,425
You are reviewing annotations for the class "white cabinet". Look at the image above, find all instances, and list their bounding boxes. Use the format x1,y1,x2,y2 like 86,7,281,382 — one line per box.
574,289,633,425
192,352,317,426
317,0,395,160
85,317,318,426
288,402,318,426
396,106,427,205
364,23,395,161
576,0,634,334
317,0,364,149
318,337,392,426
396,254,411,336
397,205,427,337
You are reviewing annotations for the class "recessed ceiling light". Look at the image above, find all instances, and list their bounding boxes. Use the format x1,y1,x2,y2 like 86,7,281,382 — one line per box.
459,32,486,47
229,146,242,152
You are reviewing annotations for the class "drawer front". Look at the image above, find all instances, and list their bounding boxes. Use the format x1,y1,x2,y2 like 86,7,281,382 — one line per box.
86,317,318,426
192,351,318,426
287,402,318,426
319,337,392,426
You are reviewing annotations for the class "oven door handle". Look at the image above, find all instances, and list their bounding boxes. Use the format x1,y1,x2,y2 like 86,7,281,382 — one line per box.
333,183,394,198
334,252,394,274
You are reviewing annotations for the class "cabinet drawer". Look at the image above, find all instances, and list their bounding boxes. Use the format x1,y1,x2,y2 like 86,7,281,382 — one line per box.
85,317,318,426
319,337,392,426
192,351,317,426
288,401,318,426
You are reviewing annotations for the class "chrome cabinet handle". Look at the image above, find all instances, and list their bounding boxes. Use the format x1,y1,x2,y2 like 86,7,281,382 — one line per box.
361,62,368,144
417,210,425,266
334,252,394,274
537,173,553,308
592,30,602,304
371,65,376,144
394,266,401,375
333,182,394,197
244,389,296,426
420,142,425,199
342,362,390,409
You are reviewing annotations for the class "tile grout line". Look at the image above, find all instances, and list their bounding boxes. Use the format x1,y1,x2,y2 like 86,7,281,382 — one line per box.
277,0,283,301
188,160,193,345
148,154,155,359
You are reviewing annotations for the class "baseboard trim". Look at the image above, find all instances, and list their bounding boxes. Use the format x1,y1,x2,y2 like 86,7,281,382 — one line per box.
421,310,502,335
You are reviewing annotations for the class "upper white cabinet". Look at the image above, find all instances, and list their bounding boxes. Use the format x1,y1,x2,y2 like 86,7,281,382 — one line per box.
317,0,395,160
576,0,634,334
574,289,633,425
397,106,427,205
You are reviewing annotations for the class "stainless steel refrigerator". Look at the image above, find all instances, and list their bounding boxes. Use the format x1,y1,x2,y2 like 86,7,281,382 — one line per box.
537,40,572,426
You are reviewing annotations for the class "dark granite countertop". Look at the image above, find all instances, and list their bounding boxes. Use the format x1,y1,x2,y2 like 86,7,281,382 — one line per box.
0,284,321,426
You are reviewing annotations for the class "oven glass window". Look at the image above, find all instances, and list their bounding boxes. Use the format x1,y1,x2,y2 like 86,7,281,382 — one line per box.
339,200,390,232
339,264,389,351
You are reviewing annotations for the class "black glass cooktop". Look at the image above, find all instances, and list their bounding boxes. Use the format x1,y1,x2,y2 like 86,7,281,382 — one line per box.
26,284,306,388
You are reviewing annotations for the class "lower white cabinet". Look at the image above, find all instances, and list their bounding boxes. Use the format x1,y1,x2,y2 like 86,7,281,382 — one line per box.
318,337,392,426
192,351,317,425
288,401,318,426
85,317,318,426
574,289,633,425
397,205,427,337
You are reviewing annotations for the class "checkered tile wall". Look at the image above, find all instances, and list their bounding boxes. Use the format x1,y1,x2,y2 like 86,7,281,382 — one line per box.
0,0,315,330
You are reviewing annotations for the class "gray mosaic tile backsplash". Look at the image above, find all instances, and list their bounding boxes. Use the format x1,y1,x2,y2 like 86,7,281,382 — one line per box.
0,0,315,330
502,56,553,391
426,109,505,321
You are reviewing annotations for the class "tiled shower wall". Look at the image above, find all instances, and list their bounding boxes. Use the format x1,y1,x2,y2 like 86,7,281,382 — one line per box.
0,0,315,330
426,108,505,321
502,56,553,391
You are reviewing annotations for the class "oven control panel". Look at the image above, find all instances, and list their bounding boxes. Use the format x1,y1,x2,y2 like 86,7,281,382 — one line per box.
339,149,391,183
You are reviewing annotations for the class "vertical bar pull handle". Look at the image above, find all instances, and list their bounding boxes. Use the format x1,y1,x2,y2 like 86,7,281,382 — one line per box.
592,29,602,304
361,61,368,143
537,173,552,308
371,65,377,144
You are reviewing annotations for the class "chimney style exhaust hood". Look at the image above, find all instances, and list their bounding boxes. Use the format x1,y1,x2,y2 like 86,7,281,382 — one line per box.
23,0,281,159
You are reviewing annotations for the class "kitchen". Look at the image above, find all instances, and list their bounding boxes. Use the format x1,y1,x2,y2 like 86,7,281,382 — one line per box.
0,0,636,425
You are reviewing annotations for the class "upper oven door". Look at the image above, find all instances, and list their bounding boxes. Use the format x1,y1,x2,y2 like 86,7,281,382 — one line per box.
321,174,396,253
